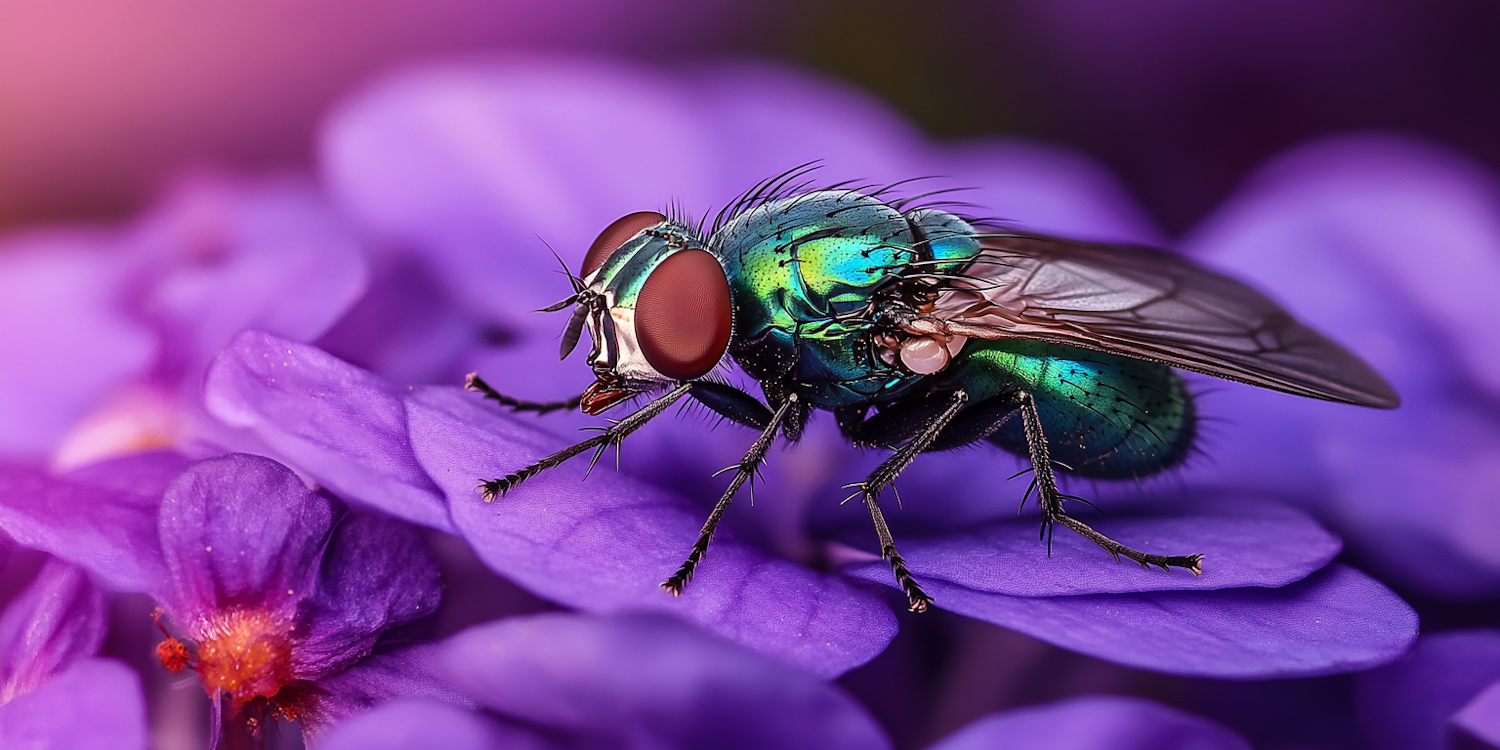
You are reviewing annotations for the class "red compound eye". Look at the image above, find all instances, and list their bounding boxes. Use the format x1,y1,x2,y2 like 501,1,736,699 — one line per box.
635,249,733,380
582,211,666,277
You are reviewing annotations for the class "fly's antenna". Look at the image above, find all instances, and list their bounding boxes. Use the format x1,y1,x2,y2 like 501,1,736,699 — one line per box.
538,234,586,294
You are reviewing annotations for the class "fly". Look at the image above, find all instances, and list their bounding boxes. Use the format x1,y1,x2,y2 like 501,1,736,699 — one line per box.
466,168,1399,613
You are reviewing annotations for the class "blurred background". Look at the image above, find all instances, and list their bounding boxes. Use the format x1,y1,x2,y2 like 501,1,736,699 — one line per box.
4,0,1499,237
4,3,1500,749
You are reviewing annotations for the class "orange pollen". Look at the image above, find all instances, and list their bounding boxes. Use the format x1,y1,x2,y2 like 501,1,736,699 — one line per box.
192,609,295,706
156,637,192,673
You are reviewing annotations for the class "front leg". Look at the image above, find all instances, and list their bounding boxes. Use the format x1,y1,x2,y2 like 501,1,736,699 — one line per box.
662,393,799,597
466,373,582,415
1015,390,1203,574
478,383,691,500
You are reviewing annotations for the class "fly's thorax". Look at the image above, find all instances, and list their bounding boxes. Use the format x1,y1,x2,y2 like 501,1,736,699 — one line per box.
571,217,732,412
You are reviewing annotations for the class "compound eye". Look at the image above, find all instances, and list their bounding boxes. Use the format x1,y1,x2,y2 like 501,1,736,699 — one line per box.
635,249,733,380
582,211,667,277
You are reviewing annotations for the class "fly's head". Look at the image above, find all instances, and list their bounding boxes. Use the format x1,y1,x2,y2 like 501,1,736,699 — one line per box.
549,212,733,415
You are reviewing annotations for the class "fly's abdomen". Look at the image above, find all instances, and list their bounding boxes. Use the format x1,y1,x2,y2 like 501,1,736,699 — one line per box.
711,191,925,407
951,339,1196,478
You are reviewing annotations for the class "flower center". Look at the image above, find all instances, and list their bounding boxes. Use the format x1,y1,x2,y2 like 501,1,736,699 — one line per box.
192,609,295,706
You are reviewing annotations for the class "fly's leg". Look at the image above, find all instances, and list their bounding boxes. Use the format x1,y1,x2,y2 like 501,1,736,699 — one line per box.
466,373,582,415
662,394,798,597
852,389,969,613
478,383,691,500
1015,389,1203,574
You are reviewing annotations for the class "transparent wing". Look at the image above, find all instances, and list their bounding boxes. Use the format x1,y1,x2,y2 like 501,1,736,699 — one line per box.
921,231,1399,408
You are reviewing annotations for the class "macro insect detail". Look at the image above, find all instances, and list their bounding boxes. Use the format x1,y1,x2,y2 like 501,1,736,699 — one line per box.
467,168,1399,613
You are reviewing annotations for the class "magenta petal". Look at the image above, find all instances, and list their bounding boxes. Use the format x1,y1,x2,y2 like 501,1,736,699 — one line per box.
440,613,892,750
1356,630,1500,750
157,454,330,623
0,462,166,592
1453,680,1500,750
857,564,1416,678
318,697,558,750
0,658,147,750
844,499,1339,596
0,558,106,702
406,386,896,678
205,330,453,532
929,696,1251,750
296,512,441,676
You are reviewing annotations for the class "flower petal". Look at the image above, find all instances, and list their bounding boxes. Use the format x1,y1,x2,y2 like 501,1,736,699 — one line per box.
309,644,476,737
1356,629,1500,750
0,657,147,750
408,385,896,678
157,454,331,625
204,330,453,532
841,498,1340,596
928,695,1251,750
440,612,892,750
0,231,154,461
0,558,106,703
0,462,167,593
851,564,1416,678
318,697,558,750
1453,680,1500,750
295,511,441,677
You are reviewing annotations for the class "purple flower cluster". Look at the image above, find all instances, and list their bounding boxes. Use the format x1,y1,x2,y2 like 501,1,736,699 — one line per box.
0,52,1495,749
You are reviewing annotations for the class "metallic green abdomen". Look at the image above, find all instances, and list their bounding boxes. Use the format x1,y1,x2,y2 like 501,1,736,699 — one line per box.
949,339,1196,478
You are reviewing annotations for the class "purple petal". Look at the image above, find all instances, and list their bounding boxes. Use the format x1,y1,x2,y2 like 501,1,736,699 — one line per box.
318,697,558,750
407,385,896,678
929,695,1251,750
204,330,453,532
935,140,1165,244
0,657,147,750
1356,630,1500,750
321,57,721,322
0,462,166,592
843,498,1339,596
157,454,330,626
1453,680,1500,750
856,564,1416,678
440,613,892,750
309,644,476,736
0,558,106,703
130,174,368,381
0,231,155,461
295,511,441,677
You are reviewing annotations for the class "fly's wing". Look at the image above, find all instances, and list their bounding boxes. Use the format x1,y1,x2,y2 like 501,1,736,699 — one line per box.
924,231,1399,408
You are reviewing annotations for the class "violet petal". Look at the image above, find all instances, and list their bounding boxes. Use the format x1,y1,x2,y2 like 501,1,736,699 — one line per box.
0,558,106,703
1356,629,1500,750
0,657,147,750
852,564,1416,678
0,231,155,461
1453,680,1500,750
309,644,476,737
440,612,892,750
204,330,453,532
295,511,441,677
843,498,1339,596
156,454,330,625
0,462,166,593
318,697,559,750
407,385,896,678
929,695,1251,750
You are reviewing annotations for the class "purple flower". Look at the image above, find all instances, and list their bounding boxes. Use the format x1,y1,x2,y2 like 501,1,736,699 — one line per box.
0,538,147,750
0,173,367,469
1357,630,1500,750
927,695,1252,750
0,452,445,742
254,56,1419,679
